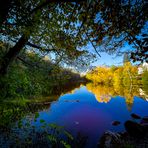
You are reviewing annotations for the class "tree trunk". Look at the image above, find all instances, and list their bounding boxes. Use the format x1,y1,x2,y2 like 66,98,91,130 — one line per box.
0,34,29,75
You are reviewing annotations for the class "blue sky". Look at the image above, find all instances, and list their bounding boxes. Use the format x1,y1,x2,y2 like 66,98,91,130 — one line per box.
85,42,125,67
86,21,148,67
91,43,133,66
92,52,123,66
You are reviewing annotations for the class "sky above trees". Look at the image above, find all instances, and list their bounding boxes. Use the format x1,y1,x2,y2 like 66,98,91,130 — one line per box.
0,0,147,74
92,52,123,66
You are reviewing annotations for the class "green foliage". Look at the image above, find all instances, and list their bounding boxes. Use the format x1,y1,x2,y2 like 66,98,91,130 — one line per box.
0,101,88,147
1,0,147,76
47,135,57,143
141,70,148,95
35,112,39,119
0,49,83,99
60,140,71,148
40,119,45,123
14,118,74,148
64,131,74,141
124,144,134,148
142,70,148,86
17,120,23,128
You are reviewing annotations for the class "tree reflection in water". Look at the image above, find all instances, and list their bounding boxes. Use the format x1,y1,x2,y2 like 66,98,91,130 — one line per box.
86,83,147,111
0,82,148,147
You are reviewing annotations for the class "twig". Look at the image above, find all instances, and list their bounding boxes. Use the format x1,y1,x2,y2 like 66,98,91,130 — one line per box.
85,32,101,57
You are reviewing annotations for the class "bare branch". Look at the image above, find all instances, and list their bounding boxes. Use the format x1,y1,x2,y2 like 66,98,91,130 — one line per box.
17,56,39,68
27,42,54,52
76,2,92,37
85,32,101,57
31,0,84,15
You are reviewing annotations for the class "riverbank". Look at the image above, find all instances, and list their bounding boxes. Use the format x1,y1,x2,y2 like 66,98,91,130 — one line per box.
0,47,88,100
98,115,148,148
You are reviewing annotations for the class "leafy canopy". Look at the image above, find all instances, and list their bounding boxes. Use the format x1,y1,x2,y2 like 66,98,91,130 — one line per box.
1,0,147,70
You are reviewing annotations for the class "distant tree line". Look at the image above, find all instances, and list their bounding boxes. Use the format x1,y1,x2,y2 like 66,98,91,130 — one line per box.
86,62,147,87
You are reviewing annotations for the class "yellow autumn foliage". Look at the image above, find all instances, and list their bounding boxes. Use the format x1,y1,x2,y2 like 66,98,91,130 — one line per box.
86,62,139,86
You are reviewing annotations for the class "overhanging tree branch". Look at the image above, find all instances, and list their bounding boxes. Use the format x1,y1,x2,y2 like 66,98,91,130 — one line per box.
85,32,101,57
26,42,55,52
31,0,84,15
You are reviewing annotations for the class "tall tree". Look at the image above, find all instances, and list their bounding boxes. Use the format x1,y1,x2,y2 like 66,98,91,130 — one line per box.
0,0,147,75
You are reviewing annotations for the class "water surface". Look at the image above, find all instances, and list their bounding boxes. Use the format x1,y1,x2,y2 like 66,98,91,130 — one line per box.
0,84,148,147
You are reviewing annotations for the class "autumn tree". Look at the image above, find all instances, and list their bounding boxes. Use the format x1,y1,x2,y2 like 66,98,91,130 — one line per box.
113,66,123,87
86,63,139,86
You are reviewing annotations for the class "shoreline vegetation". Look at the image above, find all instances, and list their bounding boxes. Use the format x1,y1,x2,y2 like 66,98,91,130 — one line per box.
86,62,148,96
0,43,88,101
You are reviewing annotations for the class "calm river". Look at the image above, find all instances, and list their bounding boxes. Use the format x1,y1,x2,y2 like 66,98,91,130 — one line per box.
0,83,148,147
